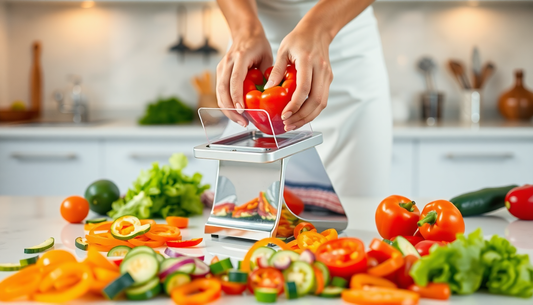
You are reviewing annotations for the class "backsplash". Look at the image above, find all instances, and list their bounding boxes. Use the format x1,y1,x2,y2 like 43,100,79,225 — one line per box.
0,1,532,121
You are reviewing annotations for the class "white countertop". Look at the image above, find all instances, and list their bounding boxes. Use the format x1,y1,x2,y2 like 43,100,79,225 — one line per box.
1,196,532,305
0,119,532,140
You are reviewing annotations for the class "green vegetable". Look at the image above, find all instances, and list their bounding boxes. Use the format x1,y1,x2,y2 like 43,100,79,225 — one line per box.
108,153,209,219
410,228,533,298
24,237,55,254
85,180,120,215
449,185,517,216
138,96,194,125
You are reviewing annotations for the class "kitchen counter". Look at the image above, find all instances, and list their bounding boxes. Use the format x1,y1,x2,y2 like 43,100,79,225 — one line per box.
1,196,532,305
0,119,532,140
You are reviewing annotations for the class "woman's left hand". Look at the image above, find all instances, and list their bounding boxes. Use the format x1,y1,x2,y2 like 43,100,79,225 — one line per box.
264,25,334,131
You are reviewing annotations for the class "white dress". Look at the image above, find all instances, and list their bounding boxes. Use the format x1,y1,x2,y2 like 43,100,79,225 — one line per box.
254,0,393,198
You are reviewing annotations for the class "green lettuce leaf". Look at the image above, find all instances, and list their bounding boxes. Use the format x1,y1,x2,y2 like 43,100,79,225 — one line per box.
108,191,152,219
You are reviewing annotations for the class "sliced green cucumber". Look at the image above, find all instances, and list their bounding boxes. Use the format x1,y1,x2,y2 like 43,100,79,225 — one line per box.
228,269,248,284
156,253,165,264
161,258,196,276
125,277,161,300
0,263,24,271
110,216,151,241
393,236,420,258
210,257,233,275
120,253,159,286
164,272,191,295
86,217,107,224
285,282,298,300
313,261,330,286
250,247,276,269
24,237,54,254
107,245,132,257
331,276,348,288
125,246,156,260
283,261,315,296
20,255,39,266
320,286,345,298
254,287,278,303
269,250,299,267
75,237,88,251
103,272,135,299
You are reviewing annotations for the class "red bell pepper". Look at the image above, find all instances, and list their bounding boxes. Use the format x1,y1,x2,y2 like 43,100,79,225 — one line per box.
414,240,447,257
212,203,236,217
394,254,419,289
505,184,533,220
391,235,425,247
258,192,277,221
375,195,421,240
315,237,368,279
167,238,203,248
417,200,465,242
283,188,304,215
367,239,404,277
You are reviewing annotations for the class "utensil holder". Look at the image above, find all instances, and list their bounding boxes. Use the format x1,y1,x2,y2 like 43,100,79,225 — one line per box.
461,90,482,123
420,91,444,125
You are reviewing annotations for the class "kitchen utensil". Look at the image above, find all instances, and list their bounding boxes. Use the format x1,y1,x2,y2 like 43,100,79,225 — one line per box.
30,41,42,117
194,108,348,241
417,57,436,91
461,89,482,123
194,5,219,63
479,62,495,88
498,70,533,121
420,91,444,125
472,46,482,89
448,60,471,89
169,5,192,61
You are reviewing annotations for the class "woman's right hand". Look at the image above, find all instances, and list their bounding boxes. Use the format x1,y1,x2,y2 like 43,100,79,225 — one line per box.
216,29,272,126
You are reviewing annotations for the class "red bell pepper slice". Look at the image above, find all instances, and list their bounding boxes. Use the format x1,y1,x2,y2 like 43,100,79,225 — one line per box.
167,238,203,248
367,239,404,277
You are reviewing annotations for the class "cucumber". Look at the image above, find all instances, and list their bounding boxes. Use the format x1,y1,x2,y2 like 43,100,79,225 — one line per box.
120,253,159,286
161,258,196,276
110,216,151,240
156,253,165,264
20,255,39,266
108,245,132,257
103,272,135,299
450,185,518,216
283,261,315,296
0,263,24,271
125,246,155,260
285,282,298,300
320,286,345,298
393,236,420,258
313,261,330,286
164,272,191,295
86,217,107,224
24,237,54,254
228,269,248,284
254,287,278,303
75,237,89,251
125,277,161,300
250,247,276,269
269,250,299,267
331,276,348,288
210,257,233,275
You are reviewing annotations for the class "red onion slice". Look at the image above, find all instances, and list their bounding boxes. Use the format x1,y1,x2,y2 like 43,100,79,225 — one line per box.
159,257,196,280
299,250,315,264
272,255,292,270
191,258,211,278
164,247,205,261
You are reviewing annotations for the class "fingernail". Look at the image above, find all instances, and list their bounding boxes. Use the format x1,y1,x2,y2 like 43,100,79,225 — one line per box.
281,111,292,120
238,121,246,127
285,125,295,132
235,103,244,114
264,80,274,89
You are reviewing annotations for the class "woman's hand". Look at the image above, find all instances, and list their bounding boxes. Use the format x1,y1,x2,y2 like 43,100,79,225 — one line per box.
216,30,272,126
264,25,334,131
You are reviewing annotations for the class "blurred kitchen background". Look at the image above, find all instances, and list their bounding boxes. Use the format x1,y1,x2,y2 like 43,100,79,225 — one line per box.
1,0,532,199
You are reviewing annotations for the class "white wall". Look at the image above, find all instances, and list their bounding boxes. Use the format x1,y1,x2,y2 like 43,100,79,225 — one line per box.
0,0,8,106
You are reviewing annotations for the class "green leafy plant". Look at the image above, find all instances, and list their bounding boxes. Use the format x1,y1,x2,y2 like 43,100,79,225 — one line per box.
138,96,194,125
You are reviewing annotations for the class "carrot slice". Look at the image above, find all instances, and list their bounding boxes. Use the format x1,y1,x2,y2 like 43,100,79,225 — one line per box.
166,216,189,228
145,224,182,241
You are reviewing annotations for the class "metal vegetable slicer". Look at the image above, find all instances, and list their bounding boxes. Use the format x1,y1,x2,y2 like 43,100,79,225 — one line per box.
194,108,349,241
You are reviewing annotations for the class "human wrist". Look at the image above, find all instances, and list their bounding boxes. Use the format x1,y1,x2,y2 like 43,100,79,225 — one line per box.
231,20,265,41
293,18,335,45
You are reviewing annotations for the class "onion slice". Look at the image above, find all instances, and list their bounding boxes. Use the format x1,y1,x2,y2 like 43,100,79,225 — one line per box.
159,257,196,280
299,250,315,264
164,247,205,261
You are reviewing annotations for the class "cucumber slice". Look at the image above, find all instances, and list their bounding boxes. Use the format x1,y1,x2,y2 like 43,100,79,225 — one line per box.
250,247,276,269
20,255,39,266
24,237,54,254
103,272,135,299
107,245,132,257
125,277,161,300
86,217,107,224
110,216,151,241
164,272,191,295
156,253,165,264
320,286,345,298
0,263,24,271
283,261,315,296
313,261,330,286
228,269,248,284
125,246,156,260
393,236,421,258
254,287,278,303
210,257,233,275
269,250,299,269
75,237,89,251
285,282,299,300
120,253,159,286
331,276,348,288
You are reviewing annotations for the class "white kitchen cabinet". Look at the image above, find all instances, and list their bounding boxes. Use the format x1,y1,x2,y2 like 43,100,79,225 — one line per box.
102,139,217,194
0,140,102,196
389,140,415,197
417,140,533,198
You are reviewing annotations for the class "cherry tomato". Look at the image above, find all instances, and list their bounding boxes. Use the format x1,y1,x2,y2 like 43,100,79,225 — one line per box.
60,196,89,223
316,238,367,279
415,240,447,256
245,68,265,86
248,267,285,295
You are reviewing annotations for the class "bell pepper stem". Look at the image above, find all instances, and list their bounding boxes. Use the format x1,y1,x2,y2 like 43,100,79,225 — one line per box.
418,210,438,227
399,201,416,212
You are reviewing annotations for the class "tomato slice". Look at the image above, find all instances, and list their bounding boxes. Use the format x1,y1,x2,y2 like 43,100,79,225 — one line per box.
341,287,420,305
167,238,203,248
315,237,367,279
219,277,247,295
248,267,285,295
297,231,327,252
293,222,316,238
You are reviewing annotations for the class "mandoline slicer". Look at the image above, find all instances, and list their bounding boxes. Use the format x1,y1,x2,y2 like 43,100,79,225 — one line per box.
194,108,348,241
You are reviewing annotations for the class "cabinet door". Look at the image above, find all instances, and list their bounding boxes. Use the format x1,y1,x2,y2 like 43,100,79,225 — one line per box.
102,139,217,194
417,140,533,198
0,140,102,196
390,140,415,197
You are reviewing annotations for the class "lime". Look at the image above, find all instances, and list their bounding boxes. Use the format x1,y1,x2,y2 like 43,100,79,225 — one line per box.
85,180,120,215
10,100,27,111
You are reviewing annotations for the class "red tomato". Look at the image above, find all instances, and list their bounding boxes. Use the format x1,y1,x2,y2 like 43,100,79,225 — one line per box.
415,240,446,256
264,67,273,81
245,68,265,86
316,238,367,279
285,65,297,80
505,185,533,220
220,280,247,295
248,267,285,295
243,79,257,96
394,255,419,288
60,196,89,223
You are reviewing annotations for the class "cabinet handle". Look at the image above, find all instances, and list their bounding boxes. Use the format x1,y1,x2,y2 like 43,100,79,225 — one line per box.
445,152,514,160
130,153,193,160
11,152,78,161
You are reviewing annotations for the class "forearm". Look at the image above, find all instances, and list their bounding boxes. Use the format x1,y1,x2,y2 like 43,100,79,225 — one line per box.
216,0,265,39
296,0,375,43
